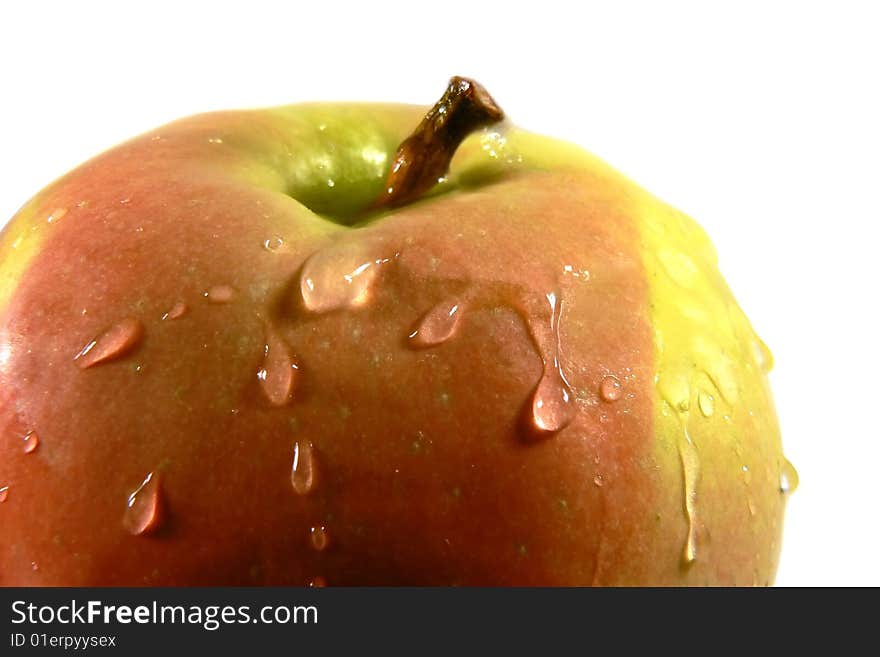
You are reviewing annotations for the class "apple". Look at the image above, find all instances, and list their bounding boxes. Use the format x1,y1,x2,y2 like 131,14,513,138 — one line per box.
0,77,795,585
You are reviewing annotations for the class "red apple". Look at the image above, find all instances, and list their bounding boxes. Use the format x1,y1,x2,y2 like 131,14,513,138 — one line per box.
0,78,795,585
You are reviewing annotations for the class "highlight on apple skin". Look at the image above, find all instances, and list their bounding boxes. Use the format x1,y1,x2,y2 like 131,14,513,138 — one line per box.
0,77,797,586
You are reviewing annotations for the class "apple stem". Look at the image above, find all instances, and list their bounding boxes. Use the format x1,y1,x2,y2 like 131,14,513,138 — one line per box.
374,76,505,209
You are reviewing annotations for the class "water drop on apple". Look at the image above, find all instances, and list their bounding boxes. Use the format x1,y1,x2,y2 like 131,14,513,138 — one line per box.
74,318,144,369
258,327,299,406
658,249,700,288
753,338,774,373
161,301,187,320
678,425,700,566
262,236,285,252
291,441,317,495
525,292,575,438
779,459,799,495
46,207,68,224
22,430,39,454
122,472,164,536
530,370,575,436
310,525,330,551
698,390,715,417
599,375,622,402
408,300,462,348
299,240,392,313
204,285,237,303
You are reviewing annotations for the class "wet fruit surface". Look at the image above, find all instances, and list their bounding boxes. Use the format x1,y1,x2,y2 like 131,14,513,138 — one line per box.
0,92,793,585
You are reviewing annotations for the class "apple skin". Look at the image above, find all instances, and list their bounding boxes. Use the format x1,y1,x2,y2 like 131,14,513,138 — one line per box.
0,100,793,585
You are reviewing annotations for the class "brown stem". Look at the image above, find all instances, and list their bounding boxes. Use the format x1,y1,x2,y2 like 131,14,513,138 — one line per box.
374,76,504,209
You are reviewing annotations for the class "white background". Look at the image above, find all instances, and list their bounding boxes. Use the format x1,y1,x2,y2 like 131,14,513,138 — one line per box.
1,1,877,586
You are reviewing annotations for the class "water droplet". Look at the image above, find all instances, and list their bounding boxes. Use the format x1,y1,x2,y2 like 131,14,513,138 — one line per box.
525,292,575,439
299,241,392,313
291,441,317,495
123,472,163,536
562,264,590,280
658,249,700,287
0,341,11,371
161,301,187,320
310,525,330,551
753,338,774,373
47,207,68,223
75,318,144,369
308,575,327,587
599,375,622,402
262,236,285,252
748,499,757,516
678,425,700,566
258,328,299,406
698,390,715,417
742,465,752,485
699,351,739,404
531,371,574,435
408,301,462,348
0,486,8,503
22,430,39,454
480,131,511,160
779,458,799,495
204,285,236,303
